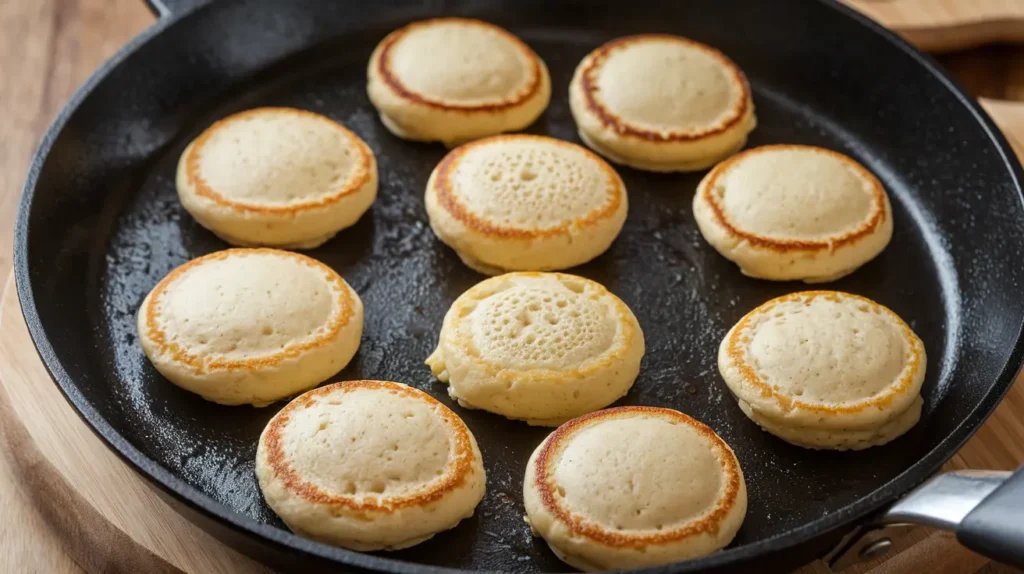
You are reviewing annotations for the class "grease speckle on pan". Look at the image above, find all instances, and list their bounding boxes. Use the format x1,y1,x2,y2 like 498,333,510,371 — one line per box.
18,1,1024,572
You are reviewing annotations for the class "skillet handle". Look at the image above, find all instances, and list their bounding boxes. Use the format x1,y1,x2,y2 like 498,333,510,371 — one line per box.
830,467,1024,570
143,0,209,18
955,466,1024,568
884,467,1024,568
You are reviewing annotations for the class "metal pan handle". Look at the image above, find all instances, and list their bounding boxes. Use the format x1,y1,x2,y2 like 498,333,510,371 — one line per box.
954,467,1024,568
829,466,1024,570
144,0,209,18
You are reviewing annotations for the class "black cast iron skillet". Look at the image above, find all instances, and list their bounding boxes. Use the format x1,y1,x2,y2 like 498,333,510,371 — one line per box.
14,0,1024,571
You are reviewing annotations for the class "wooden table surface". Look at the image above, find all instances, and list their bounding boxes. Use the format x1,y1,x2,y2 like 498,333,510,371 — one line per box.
0,2,154,572
0,1,1022,573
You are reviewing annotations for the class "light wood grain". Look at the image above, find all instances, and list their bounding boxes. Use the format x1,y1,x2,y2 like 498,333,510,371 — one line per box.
982,98,1024,160
0,278,267,573
0,0,155,571
0,434,83,574
0,1,1022,573
845,0,1024,53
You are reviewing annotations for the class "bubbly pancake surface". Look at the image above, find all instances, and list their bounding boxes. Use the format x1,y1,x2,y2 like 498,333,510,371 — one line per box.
470,276,616,369
379,18,540,109
185,107,373,211
436,135,623,236
427,272,644,426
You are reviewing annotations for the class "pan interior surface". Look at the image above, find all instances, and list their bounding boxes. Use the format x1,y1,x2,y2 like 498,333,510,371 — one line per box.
17,0,1024,572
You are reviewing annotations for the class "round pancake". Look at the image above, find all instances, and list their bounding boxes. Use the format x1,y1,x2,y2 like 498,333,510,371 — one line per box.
426,272,644,426
693,144,893,282
424,135,628,275
137,249,363,406
523,406,747,571
569,34,756,172
256,380,486,551
367,18,551,146
718,291,926,441
176,107,377,249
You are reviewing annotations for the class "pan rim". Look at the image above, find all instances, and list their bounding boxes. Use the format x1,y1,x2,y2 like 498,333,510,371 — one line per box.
13,0,1024,572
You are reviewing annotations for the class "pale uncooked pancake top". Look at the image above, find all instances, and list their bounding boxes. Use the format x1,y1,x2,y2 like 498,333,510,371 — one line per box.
710,146,881,242
468,275,616,370
590,37,745,135
189,108,370,208
385,19,534,106
277,386,452,497
145,250,351,366
552,416,722,530
437,136,622,234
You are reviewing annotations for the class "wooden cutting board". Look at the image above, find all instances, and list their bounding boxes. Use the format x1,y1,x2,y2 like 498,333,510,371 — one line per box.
0,1,1022,572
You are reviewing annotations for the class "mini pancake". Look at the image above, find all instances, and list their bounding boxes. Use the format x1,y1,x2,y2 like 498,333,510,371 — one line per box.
718,291,926,450
137,248,363,406
425,135,628,275
426,272,644,426
177,107,377,249
367,18,551,146
523,406,747,571
569,34,756,172
256,380,486,551
693,144,893,283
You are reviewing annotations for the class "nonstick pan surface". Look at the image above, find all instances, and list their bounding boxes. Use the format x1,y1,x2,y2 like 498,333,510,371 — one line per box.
15,0,1024,572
